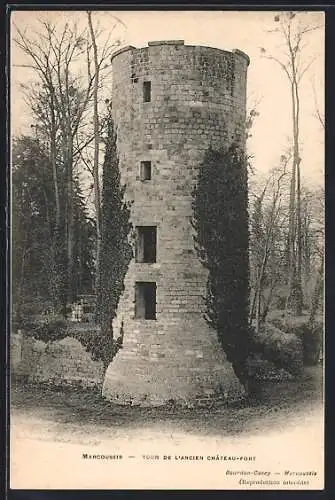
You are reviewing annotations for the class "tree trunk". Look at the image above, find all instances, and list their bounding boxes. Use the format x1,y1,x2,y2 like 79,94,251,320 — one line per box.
294,164,304,315
309,259,324,325
65,136,75,304
255,285,262,334
294,75,303,315
49,110,64,311
87,11,102,302
286,59,304,316
16,245,28,325
286,82,302,315
49,99,61,230
305,259,324,365
249,286,257,324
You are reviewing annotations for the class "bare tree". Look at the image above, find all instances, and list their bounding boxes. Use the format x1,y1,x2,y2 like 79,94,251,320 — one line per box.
13,15,124,305
249,155,290,331
307,188,324,325
86,11,122,299
261,11,322,315
245,98,261,175
87,12,101,288
308,79,324,326
14,19,95,304
311,77,325,129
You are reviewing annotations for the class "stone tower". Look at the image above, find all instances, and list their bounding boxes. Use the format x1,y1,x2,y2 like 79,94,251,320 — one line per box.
102,40,250,406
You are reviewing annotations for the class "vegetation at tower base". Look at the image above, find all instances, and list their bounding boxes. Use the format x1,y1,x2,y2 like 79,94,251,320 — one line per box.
192,144,252,391
87,111,133,371
192,144,305,393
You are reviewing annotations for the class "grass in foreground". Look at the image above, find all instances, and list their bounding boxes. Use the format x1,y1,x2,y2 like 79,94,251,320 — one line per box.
10,364,323,438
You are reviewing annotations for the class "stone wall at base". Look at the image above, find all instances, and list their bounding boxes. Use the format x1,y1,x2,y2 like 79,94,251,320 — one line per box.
11,334,104,388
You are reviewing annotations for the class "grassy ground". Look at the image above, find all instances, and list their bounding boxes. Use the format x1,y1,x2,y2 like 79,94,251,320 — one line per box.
10,365,324,489
11,364,323,441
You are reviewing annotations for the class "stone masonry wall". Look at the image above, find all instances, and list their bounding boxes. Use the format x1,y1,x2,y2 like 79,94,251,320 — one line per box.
11,333,104,388
103,41,249,406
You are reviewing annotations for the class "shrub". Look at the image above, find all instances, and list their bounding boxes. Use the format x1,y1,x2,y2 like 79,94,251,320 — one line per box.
17,299,54,318
268,316,323,366
246,353,293,382
297,323,323,366
253,323,304,376
20,318,69,343
69,326,103,360
274,295,287,311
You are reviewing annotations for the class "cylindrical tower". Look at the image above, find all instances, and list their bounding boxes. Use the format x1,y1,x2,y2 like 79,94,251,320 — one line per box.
103,40,250,406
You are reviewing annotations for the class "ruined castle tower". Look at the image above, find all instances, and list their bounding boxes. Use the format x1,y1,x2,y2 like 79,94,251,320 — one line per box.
102,41,250,406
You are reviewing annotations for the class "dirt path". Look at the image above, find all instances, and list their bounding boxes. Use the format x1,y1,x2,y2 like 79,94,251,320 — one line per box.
11,365,323,439
10,366,324,489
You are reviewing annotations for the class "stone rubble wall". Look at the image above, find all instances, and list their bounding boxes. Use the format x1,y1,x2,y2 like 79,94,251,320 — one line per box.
10,333,104,388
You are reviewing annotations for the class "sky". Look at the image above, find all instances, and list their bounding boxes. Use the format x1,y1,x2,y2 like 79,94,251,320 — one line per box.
10,10,325,187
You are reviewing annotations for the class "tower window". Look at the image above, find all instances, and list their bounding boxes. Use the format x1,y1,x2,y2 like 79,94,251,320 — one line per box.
135,226,157,263
140,161,152,180
135,282,157,320
143,81,151,102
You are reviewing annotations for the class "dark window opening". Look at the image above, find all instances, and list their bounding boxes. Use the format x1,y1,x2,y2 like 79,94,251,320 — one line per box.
135,282,157,320
143,81,151,102
136,226,157,263
140,161,152,180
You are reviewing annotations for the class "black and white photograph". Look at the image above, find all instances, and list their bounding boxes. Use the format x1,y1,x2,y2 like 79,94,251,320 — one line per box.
9,9,325,490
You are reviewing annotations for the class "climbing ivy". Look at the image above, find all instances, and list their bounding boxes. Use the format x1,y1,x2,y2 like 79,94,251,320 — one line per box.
192,143,252,389
91,111,133,371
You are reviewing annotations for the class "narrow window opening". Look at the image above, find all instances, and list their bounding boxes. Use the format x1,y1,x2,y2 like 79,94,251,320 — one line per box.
135,282,157,320
143,81,151,102
140,160,152,180
136,226,157,263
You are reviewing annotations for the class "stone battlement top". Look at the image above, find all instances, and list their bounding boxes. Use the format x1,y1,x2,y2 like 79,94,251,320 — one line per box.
148,40,185,46
111,41,250,65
